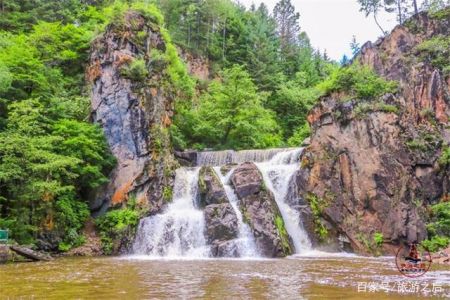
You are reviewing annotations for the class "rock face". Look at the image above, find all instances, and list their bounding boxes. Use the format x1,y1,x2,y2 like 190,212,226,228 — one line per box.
198,167,228,207
88,11,177,214
198,166,238,257
231,162,293,257
299,12,449,254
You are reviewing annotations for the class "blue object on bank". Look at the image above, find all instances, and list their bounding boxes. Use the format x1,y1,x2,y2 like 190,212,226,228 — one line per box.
0,230,8,243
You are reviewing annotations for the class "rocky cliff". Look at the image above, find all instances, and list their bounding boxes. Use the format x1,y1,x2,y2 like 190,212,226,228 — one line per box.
88,11,178,214
299,11,450,254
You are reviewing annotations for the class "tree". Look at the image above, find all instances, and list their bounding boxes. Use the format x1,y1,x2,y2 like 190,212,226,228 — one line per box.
384,0,408,24
193,65,282,149
357,0,387,35
273,0,301,75
350,35,361,56
245,3,282,91
267,72,322,139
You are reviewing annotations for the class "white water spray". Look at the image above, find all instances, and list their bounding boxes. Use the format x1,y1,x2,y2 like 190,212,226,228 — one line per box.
213,167,259,257
256,149,312,253
132,167,210,258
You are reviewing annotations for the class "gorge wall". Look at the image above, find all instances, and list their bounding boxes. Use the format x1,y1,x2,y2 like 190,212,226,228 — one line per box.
298,11,450,254
88,11,178,215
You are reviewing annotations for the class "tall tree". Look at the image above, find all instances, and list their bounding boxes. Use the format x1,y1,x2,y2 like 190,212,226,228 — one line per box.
384,0,408,24
273,0,300,75
357,0,387,35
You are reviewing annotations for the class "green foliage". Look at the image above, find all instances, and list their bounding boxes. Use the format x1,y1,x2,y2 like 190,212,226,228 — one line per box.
373,232,383,247
163,186,173,202
416,35,450,76
173,65,282,150
120,58,149,82
287,123,310,146
0,1,117,248
306,193,329,241
318,63,398,100
421,201,450,252
354,101,399,118
439,147,450,167
130,2,164,25
95,208,140,255
421,236,450,253
275,215,291,254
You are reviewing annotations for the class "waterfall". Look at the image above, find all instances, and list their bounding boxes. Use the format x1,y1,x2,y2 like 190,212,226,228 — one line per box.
256,149,312,253
213,167,259,257
132,167,210,258
132,147,312,258
197,148,297,166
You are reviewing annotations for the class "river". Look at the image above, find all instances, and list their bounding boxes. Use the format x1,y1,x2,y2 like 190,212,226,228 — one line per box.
1,254,449,299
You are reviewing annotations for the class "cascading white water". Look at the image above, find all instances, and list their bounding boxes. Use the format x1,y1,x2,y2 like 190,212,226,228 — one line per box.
255,149,312,253
213,167,259,257
197,148,297,166
132,147,312,258
132,167,210,258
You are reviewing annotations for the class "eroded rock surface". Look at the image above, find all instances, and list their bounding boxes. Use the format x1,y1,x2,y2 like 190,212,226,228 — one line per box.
89,11,177,214
231,162,293,257
299,12,450,254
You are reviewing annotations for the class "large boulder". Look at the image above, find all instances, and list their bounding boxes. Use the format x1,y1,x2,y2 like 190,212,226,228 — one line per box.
198,166,228,207
231,162,293,257
199,166,239,257
204,203,239,257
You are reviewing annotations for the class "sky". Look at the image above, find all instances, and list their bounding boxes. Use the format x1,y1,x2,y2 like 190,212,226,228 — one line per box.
238,0,425,60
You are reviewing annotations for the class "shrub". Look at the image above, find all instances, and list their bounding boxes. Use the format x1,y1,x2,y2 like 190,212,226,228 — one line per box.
275,215,291,254
95,208,140,254
373,232,383,247
318,63,397,100
120,58,148,82
421,202,450,252
439,146,450,167
306,193,329,241
416,35,450,76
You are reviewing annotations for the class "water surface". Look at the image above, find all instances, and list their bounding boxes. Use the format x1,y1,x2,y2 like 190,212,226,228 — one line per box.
1,255,449,299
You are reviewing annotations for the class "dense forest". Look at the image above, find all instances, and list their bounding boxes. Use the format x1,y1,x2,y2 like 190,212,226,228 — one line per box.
0,0,448,252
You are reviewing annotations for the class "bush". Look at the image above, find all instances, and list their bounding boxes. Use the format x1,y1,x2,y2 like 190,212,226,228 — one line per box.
95,208,140,254
373,232,383,247
318,63,397,100
120,58,148,82
421,202,450,252
416,35,450,76
287,123,310,146
439,146,450,167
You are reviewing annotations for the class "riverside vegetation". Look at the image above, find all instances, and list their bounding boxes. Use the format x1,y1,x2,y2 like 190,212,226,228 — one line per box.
0,0,449,257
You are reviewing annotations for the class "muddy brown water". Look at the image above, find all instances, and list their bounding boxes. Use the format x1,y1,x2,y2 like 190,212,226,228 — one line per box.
1,254,449,299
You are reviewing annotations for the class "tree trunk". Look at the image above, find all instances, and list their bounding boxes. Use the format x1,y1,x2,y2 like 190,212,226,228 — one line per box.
222,18,226,61
374,14,386,36
413,0,419,15
397,0,403,24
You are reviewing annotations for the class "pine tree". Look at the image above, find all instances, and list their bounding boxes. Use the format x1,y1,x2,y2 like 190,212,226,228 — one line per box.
273,0,300,75
350,35,361,56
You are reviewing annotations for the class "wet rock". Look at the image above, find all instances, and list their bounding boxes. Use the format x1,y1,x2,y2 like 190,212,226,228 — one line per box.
174,151,197,167
199,167,228,207
204,204,238,244
231,162,293,257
